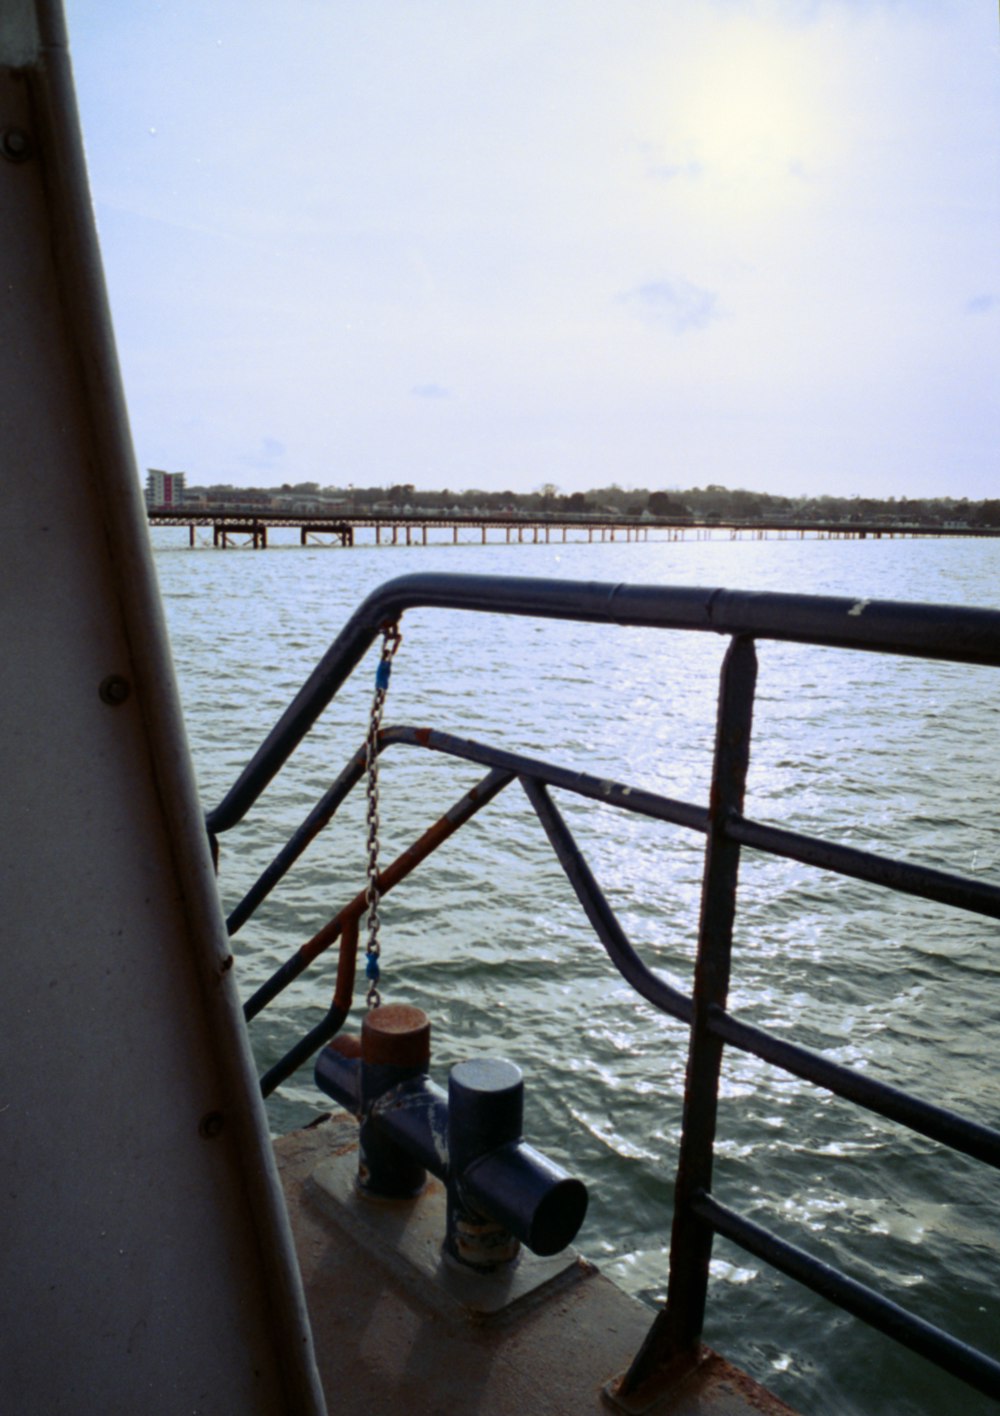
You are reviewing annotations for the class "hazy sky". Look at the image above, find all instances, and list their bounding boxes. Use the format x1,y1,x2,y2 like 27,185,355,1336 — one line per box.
65,0,998,499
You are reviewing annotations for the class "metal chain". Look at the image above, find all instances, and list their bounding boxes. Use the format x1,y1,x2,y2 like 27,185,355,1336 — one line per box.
364,620,402,1006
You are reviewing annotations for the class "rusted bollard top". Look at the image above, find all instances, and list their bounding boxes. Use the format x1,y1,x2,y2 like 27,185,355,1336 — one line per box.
327,1033,362,1061
361,1003,431,1069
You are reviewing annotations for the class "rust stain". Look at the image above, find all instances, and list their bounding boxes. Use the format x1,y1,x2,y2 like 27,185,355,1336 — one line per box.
332,914,360,1013
607,1347,799,1416
693,1353,799,1414
327,1033,362,1060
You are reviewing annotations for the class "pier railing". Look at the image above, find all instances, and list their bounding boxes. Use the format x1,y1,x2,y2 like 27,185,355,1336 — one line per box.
206,572,1000,1404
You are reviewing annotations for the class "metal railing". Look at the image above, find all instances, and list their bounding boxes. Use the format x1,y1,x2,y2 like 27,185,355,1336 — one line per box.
206,572,1000,1403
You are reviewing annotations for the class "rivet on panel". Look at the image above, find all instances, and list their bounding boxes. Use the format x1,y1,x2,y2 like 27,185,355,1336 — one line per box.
98,675,131,706
1,129,31,163
198,1111,225,1140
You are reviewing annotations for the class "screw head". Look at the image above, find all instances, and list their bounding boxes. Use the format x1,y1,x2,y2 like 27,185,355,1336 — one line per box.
198,1111,225,1140
1,129,31,163
98,675,131,706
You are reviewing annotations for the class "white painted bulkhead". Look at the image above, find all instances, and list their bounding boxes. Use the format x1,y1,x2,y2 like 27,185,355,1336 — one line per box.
0,3,325,1410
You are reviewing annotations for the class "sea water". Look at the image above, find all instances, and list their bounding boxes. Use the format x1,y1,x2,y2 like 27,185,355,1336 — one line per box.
152,531,1000,1416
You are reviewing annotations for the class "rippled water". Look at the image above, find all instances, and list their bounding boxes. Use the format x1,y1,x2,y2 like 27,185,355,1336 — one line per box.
153,532,1000,1416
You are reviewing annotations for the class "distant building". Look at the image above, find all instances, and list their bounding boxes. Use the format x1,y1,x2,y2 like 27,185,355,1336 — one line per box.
145,469,186,506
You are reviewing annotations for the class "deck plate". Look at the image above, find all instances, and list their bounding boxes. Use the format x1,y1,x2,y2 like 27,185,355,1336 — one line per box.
309,1144,586,1319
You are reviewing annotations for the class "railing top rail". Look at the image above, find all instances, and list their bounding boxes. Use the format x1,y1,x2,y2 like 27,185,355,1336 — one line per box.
206,573,1000,834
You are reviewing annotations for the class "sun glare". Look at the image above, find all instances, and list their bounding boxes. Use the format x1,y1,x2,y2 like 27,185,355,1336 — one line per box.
655,21,836,219
691,48,816,172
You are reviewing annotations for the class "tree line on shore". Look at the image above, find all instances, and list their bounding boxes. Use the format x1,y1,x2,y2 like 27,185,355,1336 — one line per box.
176,478,1000,527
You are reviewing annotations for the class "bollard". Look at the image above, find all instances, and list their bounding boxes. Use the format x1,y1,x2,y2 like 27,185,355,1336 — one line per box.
314,1006,588,1270
446,1059,525,1267
449,1058,587,1261
314,1006,449,1198
358,1005,433,1198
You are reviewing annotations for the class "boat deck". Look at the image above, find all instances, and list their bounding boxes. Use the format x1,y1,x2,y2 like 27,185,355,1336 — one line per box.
276,1114,798,1416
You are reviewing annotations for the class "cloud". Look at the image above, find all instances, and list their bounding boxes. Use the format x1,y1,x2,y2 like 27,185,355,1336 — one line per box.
411,383,452,399
966,293,998,316
774,0,941,20
636,140,703,184
648,160,704,183
619,279,720,334
239,436,286,469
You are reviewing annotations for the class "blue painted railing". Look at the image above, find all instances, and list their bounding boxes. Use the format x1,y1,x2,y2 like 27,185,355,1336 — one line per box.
206,573,1000,1404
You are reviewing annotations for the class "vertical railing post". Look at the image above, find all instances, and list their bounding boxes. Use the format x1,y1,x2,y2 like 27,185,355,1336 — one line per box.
619,633,758,1395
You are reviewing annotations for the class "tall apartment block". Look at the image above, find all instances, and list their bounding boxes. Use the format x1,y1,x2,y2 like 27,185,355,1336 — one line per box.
145,469,186,506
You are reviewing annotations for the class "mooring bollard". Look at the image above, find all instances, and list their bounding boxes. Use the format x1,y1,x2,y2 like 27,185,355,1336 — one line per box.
314,1004,588,1270
447,1058,525,1267
358,1004,435,1198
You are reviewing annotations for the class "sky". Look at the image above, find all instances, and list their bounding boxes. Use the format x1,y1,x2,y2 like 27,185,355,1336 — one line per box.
64,0,999,500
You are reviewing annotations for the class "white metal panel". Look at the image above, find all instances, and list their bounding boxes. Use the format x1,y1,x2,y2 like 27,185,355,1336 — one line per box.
0,5,326,1411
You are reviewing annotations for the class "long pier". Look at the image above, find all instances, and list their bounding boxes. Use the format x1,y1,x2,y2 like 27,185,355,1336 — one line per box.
146,508,999,549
